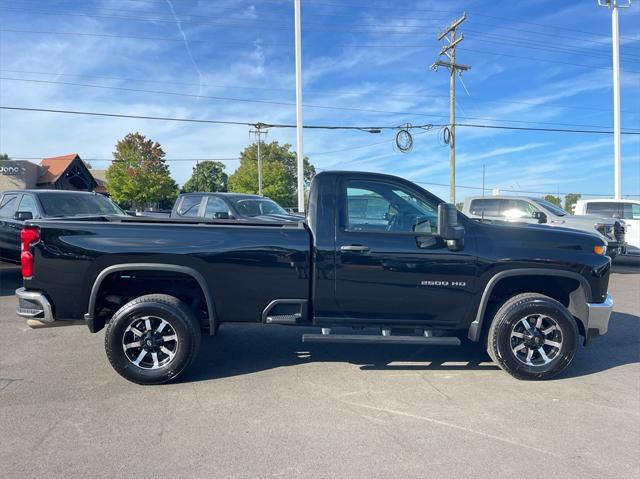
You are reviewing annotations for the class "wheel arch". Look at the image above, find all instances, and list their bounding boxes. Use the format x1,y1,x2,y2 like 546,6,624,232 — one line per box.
84,263,216,334
468,269,591,342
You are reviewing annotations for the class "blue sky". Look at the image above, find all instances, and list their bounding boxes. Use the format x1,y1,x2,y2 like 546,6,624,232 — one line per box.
0,0,638,202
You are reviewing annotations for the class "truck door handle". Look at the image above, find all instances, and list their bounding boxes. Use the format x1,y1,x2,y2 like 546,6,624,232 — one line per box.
340,244,370,253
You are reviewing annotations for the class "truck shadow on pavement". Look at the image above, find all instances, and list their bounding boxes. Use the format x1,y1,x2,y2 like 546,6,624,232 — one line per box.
183,310,639,383
611,256,640,274
0,266,21,297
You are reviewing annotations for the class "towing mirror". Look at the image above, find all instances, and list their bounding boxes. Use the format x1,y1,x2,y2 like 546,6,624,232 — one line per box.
14,211,33,221
533,211,547,224
437,203,465,251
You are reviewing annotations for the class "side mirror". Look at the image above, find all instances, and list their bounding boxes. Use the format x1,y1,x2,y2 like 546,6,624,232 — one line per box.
14,211,33,221
437,203,465,251
214,212,230,219
532,211,547,224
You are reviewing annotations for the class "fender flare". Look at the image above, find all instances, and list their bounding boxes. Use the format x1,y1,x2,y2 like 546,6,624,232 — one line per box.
467,268,592,342
84,263,216,334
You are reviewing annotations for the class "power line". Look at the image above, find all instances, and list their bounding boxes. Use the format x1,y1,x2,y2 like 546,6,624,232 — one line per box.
412,181,639,198
3,29,638,74
2,106,640,135
4,68,637,115
3,4,640,64
4,77,639,131
0,106,432,131
455,123,640,135
289,0,639,42
10,156,242,162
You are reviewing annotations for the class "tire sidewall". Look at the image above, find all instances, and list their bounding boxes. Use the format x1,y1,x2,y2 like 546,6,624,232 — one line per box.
106,301,197,385
494,298,578,379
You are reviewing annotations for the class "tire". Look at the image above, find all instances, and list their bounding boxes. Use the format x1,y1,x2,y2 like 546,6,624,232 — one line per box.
487,293,579,380
105,294,201,385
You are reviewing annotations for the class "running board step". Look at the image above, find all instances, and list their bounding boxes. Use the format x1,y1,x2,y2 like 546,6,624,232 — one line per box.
302,334,461,346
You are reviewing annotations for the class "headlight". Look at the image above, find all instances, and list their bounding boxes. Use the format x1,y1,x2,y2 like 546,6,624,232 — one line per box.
594,223,614,239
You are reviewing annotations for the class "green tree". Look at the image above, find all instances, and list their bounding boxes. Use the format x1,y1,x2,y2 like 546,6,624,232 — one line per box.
182,161,228,193
106,132,178,209
0,153,9,160
564,193,581,213
228,141,315,207
543,194,561,207
456,202,464,211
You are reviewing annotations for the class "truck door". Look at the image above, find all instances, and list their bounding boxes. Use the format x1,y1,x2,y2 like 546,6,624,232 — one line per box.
333,177,477,327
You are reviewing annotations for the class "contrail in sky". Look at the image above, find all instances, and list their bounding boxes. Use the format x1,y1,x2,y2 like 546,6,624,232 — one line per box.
165,0,203,96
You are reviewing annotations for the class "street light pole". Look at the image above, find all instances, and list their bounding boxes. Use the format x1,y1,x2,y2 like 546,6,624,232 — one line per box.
294,0,305,213
598,0,631,200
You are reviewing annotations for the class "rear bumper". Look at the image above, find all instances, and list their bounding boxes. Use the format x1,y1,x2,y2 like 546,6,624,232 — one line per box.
584,293,613,343
16,287,54,323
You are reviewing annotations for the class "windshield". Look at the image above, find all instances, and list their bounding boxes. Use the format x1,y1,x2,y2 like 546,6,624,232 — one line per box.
533,198,566,217
39,193,125,217
230,198,288,217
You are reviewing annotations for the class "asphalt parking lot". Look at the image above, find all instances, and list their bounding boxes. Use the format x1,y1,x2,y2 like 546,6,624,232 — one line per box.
0,259,638,479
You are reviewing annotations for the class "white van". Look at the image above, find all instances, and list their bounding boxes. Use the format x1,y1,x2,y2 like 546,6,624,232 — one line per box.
574,199,640,256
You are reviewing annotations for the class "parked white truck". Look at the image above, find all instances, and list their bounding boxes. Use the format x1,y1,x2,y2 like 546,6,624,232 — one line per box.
462,195,627,258
574,199,640,256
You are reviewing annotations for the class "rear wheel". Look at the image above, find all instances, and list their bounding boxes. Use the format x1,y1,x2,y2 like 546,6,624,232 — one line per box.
487,293,578,380
105,294,201,385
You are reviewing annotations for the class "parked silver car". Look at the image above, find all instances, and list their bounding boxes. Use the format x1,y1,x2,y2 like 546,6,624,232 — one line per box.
462,196,626,258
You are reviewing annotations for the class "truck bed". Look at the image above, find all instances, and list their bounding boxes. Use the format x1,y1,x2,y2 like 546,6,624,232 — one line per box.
26,217,311,323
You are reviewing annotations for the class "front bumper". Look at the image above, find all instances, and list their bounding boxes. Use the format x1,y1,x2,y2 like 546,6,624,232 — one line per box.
606,242,626,257
16,287,54,323
584,293,613,343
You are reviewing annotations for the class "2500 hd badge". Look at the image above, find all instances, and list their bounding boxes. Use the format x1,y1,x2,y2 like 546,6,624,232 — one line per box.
421,280,467,287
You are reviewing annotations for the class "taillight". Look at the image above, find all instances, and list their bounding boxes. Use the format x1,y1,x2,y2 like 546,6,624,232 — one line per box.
20,226,40,279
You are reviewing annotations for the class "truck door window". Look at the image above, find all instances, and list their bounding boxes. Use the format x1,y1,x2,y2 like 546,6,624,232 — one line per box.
623,203,640,220
178,196,203,217
469,198,500,217
17,194,38,218
346,181,438,233
586,202,619,217
0,194,20,218
204,197,230,218
501,199,538,219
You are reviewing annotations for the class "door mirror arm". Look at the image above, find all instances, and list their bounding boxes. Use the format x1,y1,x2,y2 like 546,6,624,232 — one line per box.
532,211,547,224
14,211,34,221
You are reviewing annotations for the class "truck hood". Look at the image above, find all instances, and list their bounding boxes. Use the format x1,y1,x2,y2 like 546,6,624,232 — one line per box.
546,214,612,229
473,219,606,254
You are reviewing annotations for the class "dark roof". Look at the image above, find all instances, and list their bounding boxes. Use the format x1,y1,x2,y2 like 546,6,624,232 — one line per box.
2,189,103,196
181,192,263,199
38,154,81,184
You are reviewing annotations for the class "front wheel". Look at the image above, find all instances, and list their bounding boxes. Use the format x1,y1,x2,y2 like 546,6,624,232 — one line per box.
105,294,201,385
487,293,579,380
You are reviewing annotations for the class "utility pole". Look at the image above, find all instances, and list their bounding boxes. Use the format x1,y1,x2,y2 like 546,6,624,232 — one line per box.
294,0,305,213
431,12,470,204
598,0,631,200
250,124,268,196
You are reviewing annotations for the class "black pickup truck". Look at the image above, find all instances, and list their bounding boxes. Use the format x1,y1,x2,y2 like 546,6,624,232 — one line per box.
15,171,613,384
